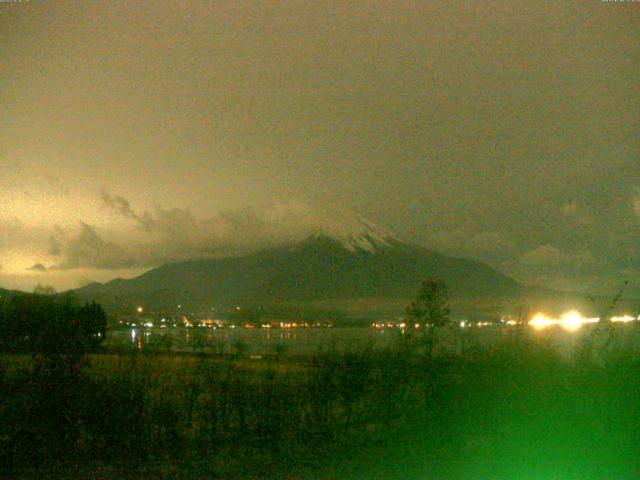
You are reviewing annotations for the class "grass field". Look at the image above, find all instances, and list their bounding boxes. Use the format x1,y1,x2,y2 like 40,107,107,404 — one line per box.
2,327,639,479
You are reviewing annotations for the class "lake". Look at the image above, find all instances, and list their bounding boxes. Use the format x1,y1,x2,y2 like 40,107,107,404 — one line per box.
105,322,640,359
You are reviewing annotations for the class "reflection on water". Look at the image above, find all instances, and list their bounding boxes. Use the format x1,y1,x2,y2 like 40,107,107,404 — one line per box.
107,327,392,355
105,323,640,358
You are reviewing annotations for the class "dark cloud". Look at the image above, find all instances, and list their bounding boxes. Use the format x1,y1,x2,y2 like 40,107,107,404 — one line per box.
49,203,222,270
27,263,47,272
50,196,396,270
100,191,139,221
101,191,155,230
53,222,136,270
99,192,218,261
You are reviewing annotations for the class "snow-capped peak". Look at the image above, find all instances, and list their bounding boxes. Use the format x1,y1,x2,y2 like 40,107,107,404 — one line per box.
307,211,401,253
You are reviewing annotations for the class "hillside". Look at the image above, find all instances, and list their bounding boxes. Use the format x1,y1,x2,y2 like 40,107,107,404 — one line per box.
74,227,526,317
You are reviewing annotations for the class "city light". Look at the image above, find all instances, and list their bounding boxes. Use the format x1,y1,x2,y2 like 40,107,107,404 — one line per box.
529,310,599,331
611,315,637,323
528,313,554,330
560,310,595,331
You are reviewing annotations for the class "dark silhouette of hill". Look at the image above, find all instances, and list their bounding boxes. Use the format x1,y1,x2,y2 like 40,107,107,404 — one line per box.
73,232,525,314
0,287,28,300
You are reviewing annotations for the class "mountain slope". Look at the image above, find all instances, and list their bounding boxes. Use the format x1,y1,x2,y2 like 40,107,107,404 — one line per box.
74,229,525,314
0,287,30,300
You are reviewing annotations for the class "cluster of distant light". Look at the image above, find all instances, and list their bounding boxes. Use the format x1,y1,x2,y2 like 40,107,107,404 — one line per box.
527,311,638,332
373,322,413,329
460,320,493,328
528,311,599,331
373,311,638,332
124,318,333,330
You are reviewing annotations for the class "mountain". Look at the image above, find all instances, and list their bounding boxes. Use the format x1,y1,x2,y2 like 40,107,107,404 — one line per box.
0,287,29,301
73,219,527,317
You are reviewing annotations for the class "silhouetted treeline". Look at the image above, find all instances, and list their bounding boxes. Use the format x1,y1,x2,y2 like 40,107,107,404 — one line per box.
0,293,107,354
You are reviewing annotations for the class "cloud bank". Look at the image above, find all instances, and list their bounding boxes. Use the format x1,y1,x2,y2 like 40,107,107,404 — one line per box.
35,195,375,273
1,192,639,295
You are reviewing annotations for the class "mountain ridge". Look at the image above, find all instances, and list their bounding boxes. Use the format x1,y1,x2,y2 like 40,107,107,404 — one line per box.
73,230,526,316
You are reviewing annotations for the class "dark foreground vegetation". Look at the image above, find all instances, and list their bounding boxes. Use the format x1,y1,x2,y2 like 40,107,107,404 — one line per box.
0,292,106,355
1,324,640,479
1,288,639,478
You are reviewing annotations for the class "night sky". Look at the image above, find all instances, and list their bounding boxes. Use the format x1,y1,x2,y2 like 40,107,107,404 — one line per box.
1,1,638,295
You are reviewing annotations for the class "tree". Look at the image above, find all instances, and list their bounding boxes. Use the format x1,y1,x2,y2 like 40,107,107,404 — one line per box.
405,279,451,356
79,301,107,350
406,279,451,328
0,294,107,355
